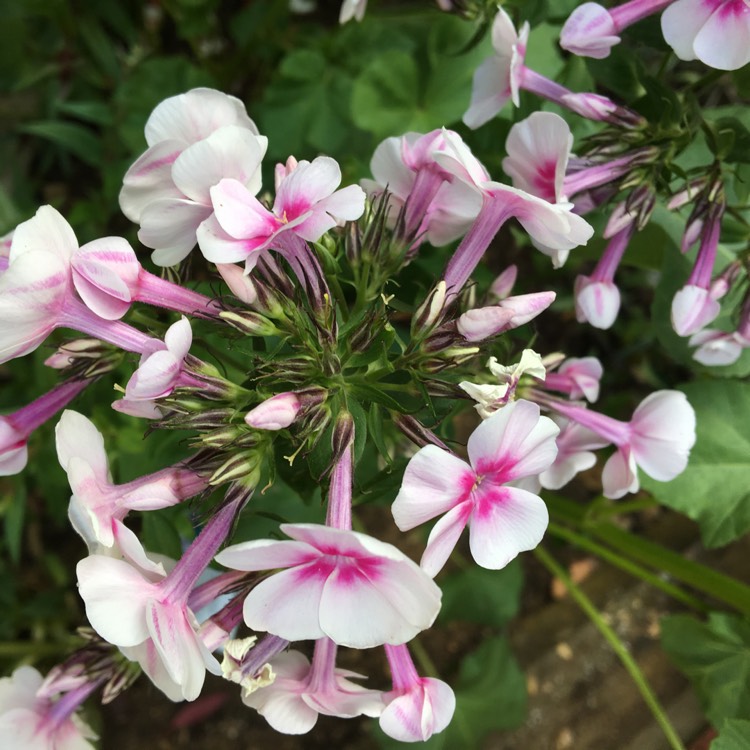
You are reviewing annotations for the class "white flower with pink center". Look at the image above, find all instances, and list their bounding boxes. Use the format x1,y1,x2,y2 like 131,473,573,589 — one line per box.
119,88,267,266
215,523,442,649
661,0,750,71
392,400,559,576
197,157,365,272
0,666,97,750
243,640,383,734
363,129,488,246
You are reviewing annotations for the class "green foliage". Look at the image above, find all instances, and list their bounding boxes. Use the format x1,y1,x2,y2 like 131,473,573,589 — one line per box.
641,380,750,548
661,613,750,727
712,720,750,750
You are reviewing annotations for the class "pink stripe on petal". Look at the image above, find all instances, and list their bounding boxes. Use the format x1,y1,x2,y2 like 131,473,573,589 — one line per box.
215,538,317,571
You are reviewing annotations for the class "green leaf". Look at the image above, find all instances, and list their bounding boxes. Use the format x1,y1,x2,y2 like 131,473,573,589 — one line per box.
375,636,526,749
1,482,26,565
712,719,750,750
438,561,523,628
19,121,102,167
641,380,750,547
661,613,750,727
141,511,184,560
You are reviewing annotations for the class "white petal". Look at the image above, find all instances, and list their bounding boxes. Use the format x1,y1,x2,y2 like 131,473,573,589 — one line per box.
693,2,750,70
420,501,473,578
9,205,78,264
392,445,474,530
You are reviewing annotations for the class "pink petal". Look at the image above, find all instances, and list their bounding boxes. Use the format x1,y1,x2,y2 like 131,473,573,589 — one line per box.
576,278,621,329
368,136,416,200
467,400,559,481
274,157,342,219
392,445,474,531
559,2,620,58
210,179,280,241
196,214,266,265
126,350,181,400
250,691,318,735
671,284,721,336
319,556,441,648
0,443,28,476
121,641,185,703
144,88,259,147
380,678,455,742
468,486,548,569
601,447,639,499
71,237,139,320
502,112,572,202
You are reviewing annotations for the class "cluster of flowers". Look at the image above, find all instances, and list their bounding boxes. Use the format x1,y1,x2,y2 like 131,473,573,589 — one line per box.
455,3,750,365
0,70,699,746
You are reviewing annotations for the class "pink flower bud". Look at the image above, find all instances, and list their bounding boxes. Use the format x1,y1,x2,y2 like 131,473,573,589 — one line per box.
458,292,555,342
560,3,620,59
671,285,721,337
575,276,621,329
245,392,301,430
216,263,257,304
489,265,518,300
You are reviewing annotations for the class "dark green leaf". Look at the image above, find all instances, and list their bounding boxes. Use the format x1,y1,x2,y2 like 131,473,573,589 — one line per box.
439,561,523,628
19,121,102,167
712,719,750,750
661,613,750,727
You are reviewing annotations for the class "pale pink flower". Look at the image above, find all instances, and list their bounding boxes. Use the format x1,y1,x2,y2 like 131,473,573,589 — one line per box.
0,206,154,364
457,291,556,341
689,328,750,366
215,523,442,648
119,88,267,266
393,400,558,576
0,379,89,477
363,130,488,246
0,666,97,750
76,499,243,701
71,237,216,320
380,644,455,743
56,410,206,549
544,357,603,402
548,391,697,499
197,157,365,272
661,0,750,71
243,640,383,734
463,7,529,128
245,392,302,430
560,1,673,59
539,417,609,490
112,316,193,418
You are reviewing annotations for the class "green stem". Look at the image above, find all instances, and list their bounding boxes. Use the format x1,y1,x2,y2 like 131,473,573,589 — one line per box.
534,546,687,750
546,522,708,613
547,495,750,616
409,637,439,678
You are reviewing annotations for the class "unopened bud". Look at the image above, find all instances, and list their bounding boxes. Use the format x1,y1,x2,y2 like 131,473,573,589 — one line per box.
245,392,302,430
216,263,258,305
331,410,355,465
391,413,450,450
489,265,518,300
44,338,107,368
412,281,448,335
219,310,281,337
422,326,461,353
209,451,262,486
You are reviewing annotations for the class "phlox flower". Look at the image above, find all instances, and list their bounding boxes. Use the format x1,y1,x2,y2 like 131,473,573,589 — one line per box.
548,391,697,499
392,400,559,576
379,644,455,743
197,156,365,273
112,316,193,418
560,1,673,59
242,639,384,734
0,666,97,750
0,206,154,364
0,379,89,477
539,417,609,490
56,409,206,549
339,0,368,23
76,498,243,701
119,88,267,266
215,523,442,649
543,357,603,403
362,129,488,246
661,0,750,71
